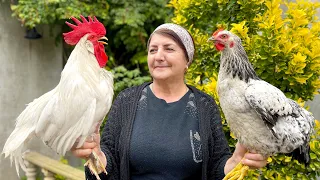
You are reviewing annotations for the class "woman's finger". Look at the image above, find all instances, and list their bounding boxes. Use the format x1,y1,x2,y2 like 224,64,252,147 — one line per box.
71,148,92,158
244,153,265,161
243,159,267,169
242,155,267,169
82,141,97,149
71,141,97,151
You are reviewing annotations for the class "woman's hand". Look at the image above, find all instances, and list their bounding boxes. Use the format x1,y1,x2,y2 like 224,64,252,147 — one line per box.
71,129,107,168
224,142,267,174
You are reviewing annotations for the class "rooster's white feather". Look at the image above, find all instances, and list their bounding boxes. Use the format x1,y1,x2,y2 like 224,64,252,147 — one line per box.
2,34,114,175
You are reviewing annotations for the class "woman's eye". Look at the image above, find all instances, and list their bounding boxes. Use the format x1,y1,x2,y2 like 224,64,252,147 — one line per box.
167,48,174,51
149,49,156,53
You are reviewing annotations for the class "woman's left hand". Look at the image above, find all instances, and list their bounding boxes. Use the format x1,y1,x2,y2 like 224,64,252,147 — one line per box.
224,142,268,174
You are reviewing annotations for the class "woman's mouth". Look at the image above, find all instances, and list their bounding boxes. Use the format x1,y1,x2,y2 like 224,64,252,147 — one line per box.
155,66,169,69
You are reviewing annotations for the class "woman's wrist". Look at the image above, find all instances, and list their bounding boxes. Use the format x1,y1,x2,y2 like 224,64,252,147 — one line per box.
97,149,107,168
224,154,241,174
93,149,107,174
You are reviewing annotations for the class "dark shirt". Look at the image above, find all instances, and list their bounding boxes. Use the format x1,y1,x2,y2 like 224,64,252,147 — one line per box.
130,86,202,179
85,82,232,180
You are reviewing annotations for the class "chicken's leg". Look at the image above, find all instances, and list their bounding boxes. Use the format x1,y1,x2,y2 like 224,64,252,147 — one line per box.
84,150,107,180
223,160,249,180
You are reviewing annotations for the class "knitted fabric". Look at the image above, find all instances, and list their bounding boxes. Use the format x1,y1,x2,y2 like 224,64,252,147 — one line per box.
85,82,231,180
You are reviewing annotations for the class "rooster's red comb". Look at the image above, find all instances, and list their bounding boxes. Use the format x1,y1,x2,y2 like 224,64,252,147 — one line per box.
212,28,224,37
63,15,106,45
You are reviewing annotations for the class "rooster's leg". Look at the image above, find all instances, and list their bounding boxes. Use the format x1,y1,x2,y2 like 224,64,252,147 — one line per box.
223,161,249,180
84,151,107,180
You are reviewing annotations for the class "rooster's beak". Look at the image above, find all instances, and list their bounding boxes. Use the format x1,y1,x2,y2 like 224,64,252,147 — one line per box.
207,36,215,42
98,36,108,45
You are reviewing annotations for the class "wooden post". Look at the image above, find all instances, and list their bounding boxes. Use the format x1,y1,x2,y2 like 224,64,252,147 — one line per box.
24,160,37,180
42,168,55,180
23,151,85,180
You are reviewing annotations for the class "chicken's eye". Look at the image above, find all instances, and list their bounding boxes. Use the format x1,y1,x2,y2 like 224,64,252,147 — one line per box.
221,34,228,39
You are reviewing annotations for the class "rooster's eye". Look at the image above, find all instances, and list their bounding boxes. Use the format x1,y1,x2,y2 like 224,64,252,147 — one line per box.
88,35,96,40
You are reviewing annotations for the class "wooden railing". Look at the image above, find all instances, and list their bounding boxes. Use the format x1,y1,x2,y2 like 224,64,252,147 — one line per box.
23,151,85,180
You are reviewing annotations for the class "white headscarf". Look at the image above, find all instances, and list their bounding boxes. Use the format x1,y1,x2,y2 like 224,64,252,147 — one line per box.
148,23,195,66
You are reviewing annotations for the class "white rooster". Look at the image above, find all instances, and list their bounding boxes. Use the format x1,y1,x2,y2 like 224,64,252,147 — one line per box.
2,15,114,179
208,29,314,180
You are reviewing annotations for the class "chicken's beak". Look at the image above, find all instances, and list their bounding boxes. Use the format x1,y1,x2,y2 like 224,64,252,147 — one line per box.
207,36,215,42
98,36,108,45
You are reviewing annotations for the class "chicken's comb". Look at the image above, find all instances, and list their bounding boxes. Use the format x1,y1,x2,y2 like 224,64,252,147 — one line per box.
212,28,224,36
63,15,106,45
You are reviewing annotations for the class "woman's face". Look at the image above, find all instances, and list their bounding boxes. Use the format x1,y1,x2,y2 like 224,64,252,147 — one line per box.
148,33,188,82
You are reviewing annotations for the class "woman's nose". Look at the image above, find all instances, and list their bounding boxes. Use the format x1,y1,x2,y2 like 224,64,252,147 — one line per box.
154,49,165,61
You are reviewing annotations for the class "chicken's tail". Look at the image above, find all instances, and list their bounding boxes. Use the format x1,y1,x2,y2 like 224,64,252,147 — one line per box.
2,90,55,176
291,142,311,165
2,127,35,177
289,101,315,165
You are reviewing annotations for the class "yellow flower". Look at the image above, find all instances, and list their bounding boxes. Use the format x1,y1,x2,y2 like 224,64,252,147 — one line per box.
217,0,228,4
311,22,320,34
255,0,284,31
296,98,305,107
286,52,307,74
311,79,320,92
315,120,320,129
294,73,313,84
172,15,187,24
292,52,306,66
310,41,320,61
282,41,299,54
230,21,251,47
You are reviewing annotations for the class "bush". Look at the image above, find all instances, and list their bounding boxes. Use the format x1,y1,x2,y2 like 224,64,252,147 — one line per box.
169,0,320,179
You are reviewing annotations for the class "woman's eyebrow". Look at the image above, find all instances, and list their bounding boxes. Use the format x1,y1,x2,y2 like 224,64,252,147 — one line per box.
149,43,176,48
164,43,175,47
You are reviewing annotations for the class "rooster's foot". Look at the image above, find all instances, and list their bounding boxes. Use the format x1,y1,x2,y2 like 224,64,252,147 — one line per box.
84,151,107,180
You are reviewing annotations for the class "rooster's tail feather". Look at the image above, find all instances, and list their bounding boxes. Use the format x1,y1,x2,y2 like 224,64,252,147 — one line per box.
2,127,35,176
2,90,55,176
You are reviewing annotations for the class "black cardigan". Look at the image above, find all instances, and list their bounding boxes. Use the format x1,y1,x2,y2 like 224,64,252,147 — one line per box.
85,82,231,180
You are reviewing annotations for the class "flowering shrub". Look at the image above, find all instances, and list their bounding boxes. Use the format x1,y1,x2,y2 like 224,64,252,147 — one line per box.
169,0,320,179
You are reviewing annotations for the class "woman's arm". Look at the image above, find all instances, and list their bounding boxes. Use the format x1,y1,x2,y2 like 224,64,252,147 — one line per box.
205,97,232,179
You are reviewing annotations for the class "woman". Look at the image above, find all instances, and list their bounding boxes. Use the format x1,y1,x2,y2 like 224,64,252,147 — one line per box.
71,23,267,180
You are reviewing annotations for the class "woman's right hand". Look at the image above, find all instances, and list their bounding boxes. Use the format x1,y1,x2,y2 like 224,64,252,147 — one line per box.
71,132,107,168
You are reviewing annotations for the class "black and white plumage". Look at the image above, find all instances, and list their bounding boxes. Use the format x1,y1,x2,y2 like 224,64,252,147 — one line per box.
208,29,314,164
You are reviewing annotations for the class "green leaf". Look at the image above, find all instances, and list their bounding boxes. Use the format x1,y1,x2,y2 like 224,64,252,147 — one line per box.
310,153,317,160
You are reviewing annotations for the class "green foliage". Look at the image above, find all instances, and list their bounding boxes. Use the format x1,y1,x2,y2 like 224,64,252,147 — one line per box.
20,176,41,180
10,0,173,72
100,65,151,132
10,0,109,28
111,65,151,96
170,0,320,179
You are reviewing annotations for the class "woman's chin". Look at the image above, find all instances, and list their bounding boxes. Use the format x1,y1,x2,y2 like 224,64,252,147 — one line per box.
151,72,170,81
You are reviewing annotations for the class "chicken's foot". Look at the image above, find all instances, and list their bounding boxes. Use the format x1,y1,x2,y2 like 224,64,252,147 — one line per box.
84,150,107,180
223,161,249,180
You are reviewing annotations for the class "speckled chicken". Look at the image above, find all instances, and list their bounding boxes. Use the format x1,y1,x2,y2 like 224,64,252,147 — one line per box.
208,29,314,180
